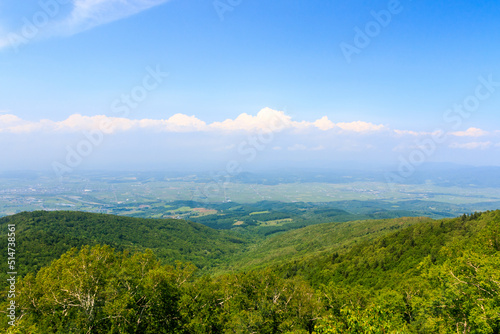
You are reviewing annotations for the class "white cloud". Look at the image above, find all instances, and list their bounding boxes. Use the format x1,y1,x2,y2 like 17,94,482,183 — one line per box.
210,108,293,132
204,109,385,133
0,108,389,134
0,113,210,134
0,0,171,50
312,116,335,131
57,114,135,132
3,108,499,169
393,129,434,136
450,127,489,137
3,108,490,146
0,114,40,133
394,129,419,136
0,114,23,125
291,117,385,133
393,129,448,137
449,141,492,150
163,114,208,132
60,0,170,36
336,121,386,132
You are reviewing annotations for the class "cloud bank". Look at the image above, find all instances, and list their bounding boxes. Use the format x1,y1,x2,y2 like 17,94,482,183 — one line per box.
0,108,387,135
450,127,489,137
1,108,497,156
1,108,499,171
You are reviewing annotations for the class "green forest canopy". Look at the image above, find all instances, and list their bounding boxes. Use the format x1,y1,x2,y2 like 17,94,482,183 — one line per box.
0,210,499,333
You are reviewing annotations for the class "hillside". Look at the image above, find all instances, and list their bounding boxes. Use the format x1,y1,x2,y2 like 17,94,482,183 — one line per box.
278,210,500,289
1,210,499,333
223,216,432,272
0,211,247,279
0,210,434,280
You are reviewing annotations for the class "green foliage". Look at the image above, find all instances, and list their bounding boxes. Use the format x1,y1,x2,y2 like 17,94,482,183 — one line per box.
311,210,500,333
224,216,431,273
415,217,500,333
0,246,321,333
278,211,494,289
0,211,247,280
217,269,321,333
0,245,197,333
313,307,409,334
0,210,499,333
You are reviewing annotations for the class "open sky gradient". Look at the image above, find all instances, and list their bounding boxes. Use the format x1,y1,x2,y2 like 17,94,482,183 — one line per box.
1,0,500,172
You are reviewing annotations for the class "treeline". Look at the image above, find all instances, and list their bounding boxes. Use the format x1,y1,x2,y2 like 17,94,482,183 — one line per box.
1,210,499,333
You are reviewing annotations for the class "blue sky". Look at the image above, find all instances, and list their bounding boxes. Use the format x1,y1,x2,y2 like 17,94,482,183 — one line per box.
1,0,500,173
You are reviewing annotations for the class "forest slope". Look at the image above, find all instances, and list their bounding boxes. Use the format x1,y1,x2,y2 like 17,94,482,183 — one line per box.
0,210,247,279
223,216,432,273
1,210,498,333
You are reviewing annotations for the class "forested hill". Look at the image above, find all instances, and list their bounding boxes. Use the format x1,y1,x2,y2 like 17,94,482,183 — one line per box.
0,210,498,332
0,211,246,279
279,210,500,289
223,216,432,273
0,210,432,280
